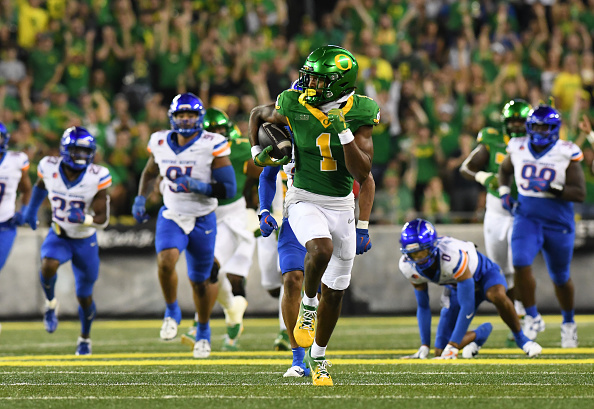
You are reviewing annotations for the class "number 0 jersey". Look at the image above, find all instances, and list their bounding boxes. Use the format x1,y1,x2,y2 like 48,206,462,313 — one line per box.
399,236,484,286
148,130,230,217
0,151,29,223
38,156,111,239
507,137,583,229
275,89,379,197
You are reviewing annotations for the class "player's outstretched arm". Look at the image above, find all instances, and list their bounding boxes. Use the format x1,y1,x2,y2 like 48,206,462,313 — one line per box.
460,144,498,189
551,161,586,202
328,109,373,183
133,154,159,223
23,179,48,230
497,155,514,189
356,172,374,254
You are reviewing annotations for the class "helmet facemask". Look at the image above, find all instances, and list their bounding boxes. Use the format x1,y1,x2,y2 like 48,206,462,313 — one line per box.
297,45,358,106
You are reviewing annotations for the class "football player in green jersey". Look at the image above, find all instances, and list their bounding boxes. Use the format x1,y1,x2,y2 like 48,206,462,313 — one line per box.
460,99,532,329
248,45,378,385
181,108,262,352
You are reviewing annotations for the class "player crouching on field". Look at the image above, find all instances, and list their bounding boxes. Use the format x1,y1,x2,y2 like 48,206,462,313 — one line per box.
398,219,542,359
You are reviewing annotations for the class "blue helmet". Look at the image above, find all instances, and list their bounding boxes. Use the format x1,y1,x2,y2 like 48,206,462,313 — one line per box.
168,93,206,137
526,105,561,147
60,126,96,171
400,218,439,272
0,122,9,154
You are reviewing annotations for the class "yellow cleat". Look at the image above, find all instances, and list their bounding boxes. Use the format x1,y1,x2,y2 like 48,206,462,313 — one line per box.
293,302,317,348
304,348,333,386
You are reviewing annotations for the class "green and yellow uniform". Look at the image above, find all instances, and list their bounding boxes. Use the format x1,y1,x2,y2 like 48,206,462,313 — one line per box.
476,126,509,198
275,90,379,197
219,129,251,206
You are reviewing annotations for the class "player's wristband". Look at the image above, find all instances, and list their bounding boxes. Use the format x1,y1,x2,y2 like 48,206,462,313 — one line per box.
83,214,94,226
251,145,263,160
498,186,511,196
587,131,594,145
474,171,493,186
338,128,355,145
356,220,369,229
259,208,270,216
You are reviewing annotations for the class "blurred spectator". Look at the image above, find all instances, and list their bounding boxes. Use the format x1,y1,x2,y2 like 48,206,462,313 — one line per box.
17,0,48,50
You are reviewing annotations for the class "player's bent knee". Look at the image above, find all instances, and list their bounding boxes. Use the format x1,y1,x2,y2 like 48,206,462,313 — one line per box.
551,273,571,287
267,287,281,298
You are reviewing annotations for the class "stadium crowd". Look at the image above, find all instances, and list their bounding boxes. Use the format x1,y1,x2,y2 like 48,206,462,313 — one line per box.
1,0,594,224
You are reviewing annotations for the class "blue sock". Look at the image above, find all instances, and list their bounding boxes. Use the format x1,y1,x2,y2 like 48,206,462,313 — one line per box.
561,309,574,324
78,302,96,337
292,347,305,367
197,321,210,341
474,323,493,347
292,347,310,375
513,330,530,348
165,301,181,324
40,272,57,301
525,305,538,318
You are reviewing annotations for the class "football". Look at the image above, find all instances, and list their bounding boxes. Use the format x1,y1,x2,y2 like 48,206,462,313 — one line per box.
258,122,292,160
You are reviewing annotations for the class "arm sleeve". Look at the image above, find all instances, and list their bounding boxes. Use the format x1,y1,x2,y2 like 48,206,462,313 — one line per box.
258,165,281,212
414,288,431,346
211,165,237,199
449,278,475,345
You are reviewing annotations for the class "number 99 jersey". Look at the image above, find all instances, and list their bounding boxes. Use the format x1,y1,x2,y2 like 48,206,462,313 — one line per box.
38,156,111,239
148,130,230,217
507,136,583,228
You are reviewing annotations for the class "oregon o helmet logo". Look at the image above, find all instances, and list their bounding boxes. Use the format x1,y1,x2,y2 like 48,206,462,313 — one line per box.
335,54,352,71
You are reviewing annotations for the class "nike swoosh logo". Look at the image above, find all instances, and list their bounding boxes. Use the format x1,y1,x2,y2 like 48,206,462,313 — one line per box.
466,313,473,319
90,242,97,247
348,218,354,224
205,229,213,234
87,312,95,320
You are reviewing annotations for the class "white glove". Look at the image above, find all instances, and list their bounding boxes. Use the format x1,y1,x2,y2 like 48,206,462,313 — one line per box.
434,344,458,360
401,345,429,359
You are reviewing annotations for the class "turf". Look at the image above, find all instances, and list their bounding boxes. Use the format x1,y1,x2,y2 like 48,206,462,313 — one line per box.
0,315,593,408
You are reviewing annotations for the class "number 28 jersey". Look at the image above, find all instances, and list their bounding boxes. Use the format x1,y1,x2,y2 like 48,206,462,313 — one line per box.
148,130,230,217
399,236,482,286
38,156,111,239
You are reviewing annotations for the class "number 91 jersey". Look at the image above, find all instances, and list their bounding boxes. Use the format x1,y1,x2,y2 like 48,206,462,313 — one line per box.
38,156,112,239
399,236,480,286
148,130,230,217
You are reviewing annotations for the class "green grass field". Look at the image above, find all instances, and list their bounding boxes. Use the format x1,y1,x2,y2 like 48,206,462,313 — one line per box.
1,315,593,409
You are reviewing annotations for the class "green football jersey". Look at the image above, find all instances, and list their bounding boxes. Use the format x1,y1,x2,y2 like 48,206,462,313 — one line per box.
476,126,514,198
218,136,252,206
275,90,380,197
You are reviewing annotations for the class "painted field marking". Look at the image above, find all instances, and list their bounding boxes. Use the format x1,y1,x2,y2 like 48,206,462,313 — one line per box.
0,358,594,367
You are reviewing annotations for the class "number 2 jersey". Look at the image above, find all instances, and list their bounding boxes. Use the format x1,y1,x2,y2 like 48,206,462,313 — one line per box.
148,130,230,217
38,156,111,239
0,151,29,223
507,136,583,230
399,236,489,286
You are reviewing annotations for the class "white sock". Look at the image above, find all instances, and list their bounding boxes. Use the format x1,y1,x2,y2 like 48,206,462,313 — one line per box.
194,312,199,322
217,274,234,311
302,294,319,308
278,285,286,331
310,341,326,358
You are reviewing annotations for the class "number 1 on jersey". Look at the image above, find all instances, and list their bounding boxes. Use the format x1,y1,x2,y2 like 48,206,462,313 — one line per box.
316,133,337,172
